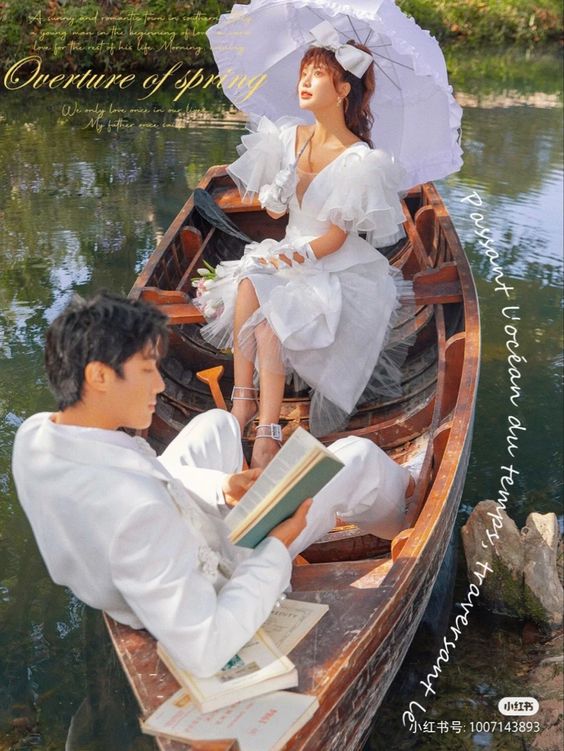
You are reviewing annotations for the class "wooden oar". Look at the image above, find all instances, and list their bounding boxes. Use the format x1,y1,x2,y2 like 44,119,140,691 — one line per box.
196,366,227,410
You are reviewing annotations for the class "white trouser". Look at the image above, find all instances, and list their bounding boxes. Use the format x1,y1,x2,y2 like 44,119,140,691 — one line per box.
159,409,410,556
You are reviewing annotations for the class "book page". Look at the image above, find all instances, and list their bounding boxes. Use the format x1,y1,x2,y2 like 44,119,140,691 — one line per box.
262,599,329,656
225,428,341,537
142,689,319,751
229,452,321,541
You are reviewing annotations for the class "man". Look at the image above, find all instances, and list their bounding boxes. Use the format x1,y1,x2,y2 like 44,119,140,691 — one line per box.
12,292,415,678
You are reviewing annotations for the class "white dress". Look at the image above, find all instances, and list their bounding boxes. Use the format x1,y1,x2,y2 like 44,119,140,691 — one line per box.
198,115,414,436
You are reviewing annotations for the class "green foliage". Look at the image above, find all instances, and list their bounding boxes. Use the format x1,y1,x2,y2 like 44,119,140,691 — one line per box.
0,0,45,69
0,0,225,74
0,0,560,76
398,0,562,46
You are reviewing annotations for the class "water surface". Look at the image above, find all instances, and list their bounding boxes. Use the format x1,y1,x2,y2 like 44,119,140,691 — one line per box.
0,48,561,750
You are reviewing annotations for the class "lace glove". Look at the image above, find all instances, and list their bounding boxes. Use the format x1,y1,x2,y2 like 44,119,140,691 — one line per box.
238,252,277,275
267,241,317,269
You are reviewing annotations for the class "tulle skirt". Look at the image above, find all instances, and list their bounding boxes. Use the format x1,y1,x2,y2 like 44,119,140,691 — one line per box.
198,241,415,436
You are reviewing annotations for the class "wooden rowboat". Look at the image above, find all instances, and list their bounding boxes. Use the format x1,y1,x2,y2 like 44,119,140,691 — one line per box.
105,162,480,750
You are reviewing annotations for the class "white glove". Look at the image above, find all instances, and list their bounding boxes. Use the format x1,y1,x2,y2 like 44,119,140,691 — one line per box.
258,167,297,212
268,241,317,269
296,241,317,264
238,252,275,275
258,183,287,213
273,167,297,204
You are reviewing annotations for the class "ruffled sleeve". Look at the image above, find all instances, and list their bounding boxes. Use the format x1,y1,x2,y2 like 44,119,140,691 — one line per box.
226,114,301,204
317,148,408,246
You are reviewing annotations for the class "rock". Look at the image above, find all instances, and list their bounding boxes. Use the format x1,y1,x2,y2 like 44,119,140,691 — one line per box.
557,534,564,587
522,513,564,628
461,501,564,628
461,500,524,615
522,621,544,645
10,716,34,730
539,655,564,666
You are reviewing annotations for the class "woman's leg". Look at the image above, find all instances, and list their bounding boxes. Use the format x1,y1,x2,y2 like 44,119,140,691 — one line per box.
231,278,260,433
232,278,286,468
251,320,286,469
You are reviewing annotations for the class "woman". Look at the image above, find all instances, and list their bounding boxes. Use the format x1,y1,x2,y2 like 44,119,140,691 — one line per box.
198,30,413,468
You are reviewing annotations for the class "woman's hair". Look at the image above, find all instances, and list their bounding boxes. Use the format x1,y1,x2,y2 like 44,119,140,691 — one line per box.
297,41,375,148
45,291,169,409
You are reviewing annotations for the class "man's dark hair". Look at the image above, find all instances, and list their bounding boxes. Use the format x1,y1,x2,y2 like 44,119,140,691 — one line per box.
45,291,169,409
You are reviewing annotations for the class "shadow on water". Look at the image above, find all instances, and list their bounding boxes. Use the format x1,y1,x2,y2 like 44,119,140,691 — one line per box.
0,45,562,749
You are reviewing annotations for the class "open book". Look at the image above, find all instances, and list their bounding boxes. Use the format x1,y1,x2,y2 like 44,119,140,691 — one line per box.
157,598,328,714
141,689,319,751
225,427,344,548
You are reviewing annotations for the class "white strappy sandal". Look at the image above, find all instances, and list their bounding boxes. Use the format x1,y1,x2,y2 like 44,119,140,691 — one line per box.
255,423,283,444
230,386,259,432
251,423,283,469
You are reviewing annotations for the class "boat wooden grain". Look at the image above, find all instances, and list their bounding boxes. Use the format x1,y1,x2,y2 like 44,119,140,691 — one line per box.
105,161,480,750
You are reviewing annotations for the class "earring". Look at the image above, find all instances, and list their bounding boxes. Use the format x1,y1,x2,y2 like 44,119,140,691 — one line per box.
336,97,342,107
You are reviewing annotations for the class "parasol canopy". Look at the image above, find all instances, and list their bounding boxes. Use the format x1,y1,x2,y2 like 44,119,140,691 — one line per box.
207,0,463,191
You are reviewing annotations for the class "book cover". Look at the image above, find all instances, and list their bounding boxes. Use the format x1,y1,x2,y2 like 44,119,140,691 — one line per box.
158,628,298,714
155,598,327,713
261,598,329,656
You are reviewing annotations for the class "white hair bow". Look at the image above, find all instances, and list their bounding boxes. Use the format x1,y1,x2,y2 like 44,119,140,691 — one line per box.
309,20,373,78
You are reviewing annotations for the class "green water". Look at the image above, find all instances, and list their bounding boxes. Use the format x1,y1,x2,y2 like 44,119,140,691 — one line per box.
1,48,562,750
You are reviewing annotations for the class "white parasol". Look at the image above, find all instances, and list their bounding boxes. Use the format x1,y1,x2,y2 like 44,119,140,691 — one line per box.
207,0,463,191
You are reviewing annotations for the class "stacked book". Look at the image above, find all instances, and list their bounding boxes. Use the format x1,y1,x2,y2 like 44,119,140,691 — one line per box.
142,599,328,750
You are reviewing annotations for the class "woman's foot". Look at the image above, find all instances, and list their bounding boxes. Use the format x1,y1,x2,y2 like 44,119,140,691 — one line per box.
230,386,258,436
250,424,283,469
251,438,280,469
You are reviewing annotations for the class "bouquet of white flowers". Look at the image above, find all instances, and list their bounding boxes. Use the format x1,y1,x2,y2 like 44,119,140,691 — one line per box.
191,261,224,321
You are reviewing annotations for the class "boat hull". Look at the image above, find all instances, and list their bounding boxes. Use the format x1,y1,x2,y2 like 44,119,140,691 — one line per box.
106,169,480,750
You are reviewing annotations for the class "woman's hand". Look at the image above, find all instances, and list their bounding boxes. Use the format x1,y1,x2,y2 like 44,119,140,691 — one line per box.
273,167,296,203
222,468,262,508
258,183,287,214
268,498,313,548
239,254,275,275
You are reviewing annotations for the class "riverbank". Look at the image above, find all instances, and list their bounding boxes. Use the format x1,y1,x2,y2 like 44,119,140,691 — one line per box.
0,0,561,74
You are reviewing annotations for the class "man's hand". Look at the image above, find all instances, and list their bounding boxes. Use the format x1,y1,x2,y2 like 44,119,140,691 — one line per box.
268,498,313,548
222,468,262,509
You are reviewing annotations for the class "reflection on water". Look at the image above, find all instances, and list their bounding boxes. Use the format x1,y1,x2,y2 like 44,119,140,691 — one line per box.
437,105,563,526
1,66,562,749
